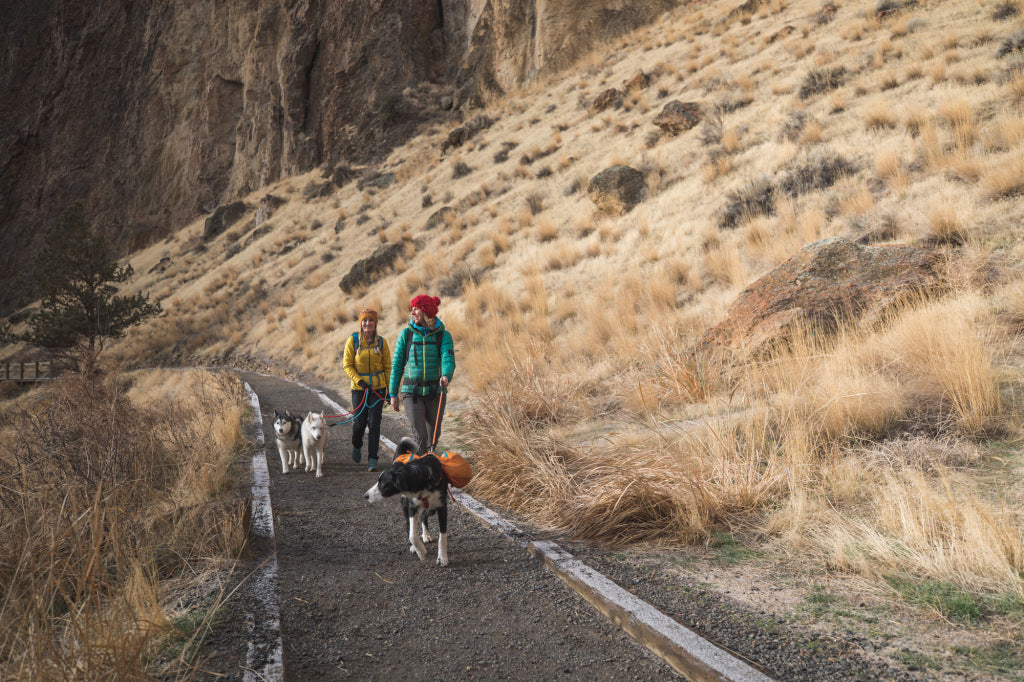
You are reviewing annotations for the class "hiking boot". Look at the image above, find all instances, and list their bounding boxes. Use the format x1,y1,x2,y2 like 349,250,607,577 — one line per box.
351,446,362,463
367,459,377,472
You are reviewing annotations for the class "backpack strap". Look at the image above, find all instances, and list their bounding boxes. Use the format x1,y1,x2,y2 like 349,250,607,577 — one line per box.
401,327,443,371
352,332,385,385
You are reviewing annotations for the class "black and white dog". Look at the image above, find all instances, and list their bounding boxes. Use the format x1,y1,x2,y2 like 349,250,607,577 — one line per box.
364,437,450,566
272,410,303,474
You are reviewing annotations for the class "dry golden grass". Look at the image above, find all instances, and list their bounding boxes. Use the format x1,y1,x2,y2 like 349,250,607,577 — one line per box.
939,96,978,150
981,149,1024,198
72,0,1024,642
924,197,970,244
0,370,247,678
863,98,898,130
985,112,1024,152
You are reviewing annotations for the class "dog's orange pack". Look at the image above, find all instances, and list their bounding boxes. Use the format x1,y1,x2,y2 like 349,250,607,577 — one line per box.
395,450,473,489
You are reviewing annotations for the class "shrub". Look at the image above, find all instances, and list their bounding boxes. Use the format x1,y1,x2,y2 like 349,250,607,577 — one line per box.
699,104,725,146
375,88,409,124
777,152,858,197
992,2,1020,21
997,28,1024,58
719,176,776,229
779,110,813,142
799,66,846,99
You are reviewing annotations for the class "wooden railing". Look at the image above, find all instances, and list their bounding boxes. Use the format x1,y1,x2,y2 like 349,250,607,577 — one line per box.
0,360,55,382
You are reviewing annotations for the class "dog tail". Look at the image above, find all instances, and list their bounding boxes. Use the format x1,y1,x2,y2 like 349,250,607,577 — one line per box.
395,437,418,459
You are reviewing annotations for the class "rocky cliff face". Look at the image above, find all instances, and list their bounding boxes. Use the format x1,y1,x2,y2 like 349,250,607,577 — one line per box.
0,0,679,313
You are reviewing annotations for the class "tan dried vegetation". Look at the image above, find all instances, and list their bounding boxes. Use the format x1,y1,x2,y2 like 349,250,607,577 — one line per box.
6,0,1024,676
0,370,247,679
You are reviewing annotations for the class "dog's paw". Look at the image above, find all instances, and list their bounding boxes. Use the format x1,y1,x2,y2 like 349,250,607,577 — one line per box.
421,532,434,544
436,554,449,567
411,540,427,561
315,470,323,478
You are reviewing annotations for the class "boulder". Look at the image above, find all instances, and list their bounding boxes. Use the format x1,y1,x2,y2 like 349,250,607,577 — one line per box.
590,88,623,112
441,127,468,155
331,165,358,188
425,206,461,231
338,242,405,294
356,171,396,191
587,166,647,215
700,238,943,352
441,114,494,155
653,101,702,135
303,180,333,200
623,71,649,91
203,201,248,241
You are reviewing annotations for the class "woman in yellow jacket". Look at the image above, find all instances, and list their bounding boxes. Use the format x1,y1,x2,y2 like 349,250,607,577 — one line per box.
343,309,392,471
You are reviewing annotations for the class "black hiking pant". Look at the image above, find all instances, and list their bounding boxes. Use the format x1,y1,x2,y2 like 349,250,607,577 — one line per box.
351,388,385,461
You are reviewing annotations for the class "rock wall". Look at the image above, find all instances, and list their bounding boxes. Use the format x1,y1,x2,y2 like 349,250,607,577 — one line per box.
464,0,678,93
0,0,681,313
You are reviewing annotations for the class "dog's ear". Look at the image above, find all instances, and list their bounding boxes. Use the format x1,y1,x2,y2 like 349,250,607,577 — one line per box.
392,470,409,492
377,470,404,495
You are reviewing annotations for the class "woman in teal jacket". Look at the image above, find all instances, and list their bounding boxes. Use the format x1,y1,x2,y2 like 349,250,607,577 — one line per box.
389,295,455,455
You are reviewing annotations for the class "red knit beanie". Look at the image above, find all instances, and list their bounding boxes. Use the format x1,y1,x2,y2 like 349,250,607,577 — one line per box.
410,294,440,318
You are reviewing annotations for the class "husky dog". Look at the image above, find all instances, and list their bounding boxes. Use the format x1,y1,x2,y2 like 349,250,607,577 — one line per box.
273,410,304,474
301,412,328,478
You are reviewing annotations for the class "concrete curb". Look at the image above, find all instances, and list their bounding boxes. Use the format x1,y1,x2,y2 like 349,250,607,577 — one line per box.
242,382,285,682
528,541,772,682
454,490,773,682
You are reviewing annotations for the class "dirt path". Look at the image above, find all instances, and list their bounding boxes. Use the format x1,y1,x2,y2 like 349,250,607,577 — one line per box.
232,371,680,681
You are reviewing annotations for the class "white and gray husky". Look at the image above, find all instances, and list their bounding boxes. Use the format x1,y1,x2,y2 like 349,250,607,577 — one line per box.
301,411,328,478
273,410,304,474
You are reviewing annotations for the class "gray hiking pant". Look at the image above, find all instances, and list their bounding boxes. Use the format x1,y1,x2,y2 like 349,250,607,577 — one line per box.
401,392,446,455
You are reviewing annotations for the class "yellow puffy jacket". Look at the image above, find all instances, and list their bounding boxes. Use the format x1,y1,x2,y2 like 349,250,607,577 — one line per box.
343,332,392,392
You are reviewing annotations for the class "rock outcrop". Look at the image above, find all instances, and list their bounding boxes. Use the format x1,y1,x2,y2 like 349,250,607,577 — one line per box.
1,0,683,313
338,242,406,294
588,166,647,215
700,238,944,353
653,101,703,135
203,202,248,242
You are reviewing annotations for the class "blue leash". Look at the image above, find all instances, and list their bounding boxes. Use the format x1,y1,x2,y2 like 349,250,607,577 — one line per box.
327,388,388,427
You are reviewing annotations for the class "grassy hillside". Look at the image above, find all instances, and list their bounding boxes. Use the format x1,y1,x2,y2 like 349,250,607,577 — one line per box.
8,0,1024,676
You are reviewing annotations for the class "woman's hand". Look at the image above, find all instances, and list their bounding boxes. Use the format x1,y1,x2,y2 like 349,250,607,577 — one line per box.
391,396,400,411
439,376,449,388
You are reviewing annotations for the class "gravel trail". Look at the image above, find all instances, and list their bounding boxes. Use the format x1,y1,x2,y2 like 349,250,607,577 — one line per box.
190,370,925,681
231,371,680,681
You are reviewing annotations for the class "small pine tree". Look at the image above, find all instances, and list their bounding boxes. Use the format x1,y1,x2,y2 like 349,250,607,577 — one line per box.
1,204,162,374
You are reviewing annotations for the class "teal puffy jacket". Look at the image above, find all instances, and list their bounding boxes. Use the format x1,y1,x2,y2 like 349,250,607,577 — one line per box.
389,318,455,397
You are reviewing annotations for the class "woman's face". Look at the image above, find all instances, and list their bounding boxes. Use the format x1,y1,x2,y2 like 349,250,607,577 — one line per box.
361,317,377,334
411,306,427,326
